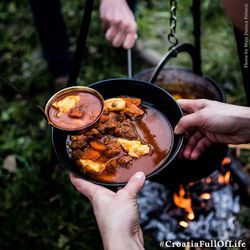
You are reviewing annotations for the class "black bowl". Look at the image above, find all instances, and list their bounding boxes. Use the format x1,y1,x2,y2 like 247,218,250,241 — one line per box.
52,78,184,187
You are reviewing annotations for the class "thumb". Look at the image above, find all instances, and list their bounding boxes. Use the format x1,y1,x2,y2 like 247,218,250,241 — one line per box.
123,171,145,196
174,112,204,134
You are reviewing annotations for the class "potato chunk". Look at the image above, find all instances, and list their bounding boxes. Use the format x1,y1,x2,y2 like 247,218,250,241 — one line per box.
104,98,126,111
117,138,150,158
77,159,105,174
52,95,80,114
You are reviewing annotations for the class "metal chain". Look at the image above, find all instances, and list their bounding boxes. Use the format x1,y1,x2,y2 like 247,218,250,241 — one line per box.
168,0,178,50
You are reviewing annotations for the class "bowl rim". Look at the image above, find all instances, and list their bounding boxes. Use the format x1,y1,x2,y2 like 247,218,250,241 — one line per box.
52,78,184,187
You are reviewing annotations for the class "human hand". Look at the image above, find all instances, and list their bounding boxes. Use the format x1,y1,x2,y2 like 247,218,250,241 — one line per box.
100,0,137,49
70,172,145,250
174,99,250,160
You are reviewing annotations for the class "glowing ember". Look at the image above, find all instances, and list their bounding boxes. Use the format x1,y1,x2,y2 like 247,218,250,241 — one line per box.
187,211,195,220
206,177,212,183
179,220,189,228
200,193,211,200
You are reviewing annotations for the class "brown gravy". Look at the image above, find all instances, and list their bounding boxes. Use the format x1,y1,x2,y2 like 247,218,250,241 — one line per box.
49,91,102,130
87,106,173,183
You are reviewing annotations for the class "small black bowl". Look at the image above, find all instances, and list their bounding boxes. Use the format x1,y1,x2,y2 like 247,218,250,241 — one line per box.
52,78,184,187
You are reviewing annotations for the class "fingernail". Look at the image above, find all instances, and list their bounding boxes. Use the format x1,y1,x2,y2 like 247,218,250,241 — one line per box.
174,125,182,134
134,171,145,179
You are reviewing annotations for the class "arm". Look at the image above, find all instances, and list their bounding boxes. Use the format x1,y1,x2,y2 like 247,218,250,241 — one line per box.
175,99,250,160
99,0,137,49
70,171,145,250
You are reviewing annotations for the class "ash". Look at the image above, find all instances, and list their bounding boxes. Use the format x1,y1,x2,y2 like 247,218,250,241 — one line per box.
137,180,246,241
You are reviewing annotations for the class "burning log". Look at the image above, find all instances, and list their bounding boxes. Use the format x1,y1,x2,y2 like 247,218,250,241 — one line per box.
225,158,250,206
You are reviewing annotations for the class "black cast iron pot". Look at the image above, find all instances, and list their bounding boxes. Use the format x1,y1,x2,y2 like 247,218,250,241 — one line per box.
52,78,184,187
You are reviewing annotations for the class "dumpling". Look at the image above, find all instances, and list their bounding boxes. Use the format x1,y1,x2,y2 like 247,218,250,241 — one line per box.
77,159,105,174
52,95,80,115
104,98,126,111
117,138,150,158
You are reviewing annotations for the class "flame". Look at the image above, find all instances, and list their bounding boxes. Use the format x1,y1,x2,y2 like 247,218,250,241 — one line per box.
173,185,195,221
200,193,211,200
218,171,231,184
179,220,189,228
187,211,195,220
224,171,231,184
222,157,231,166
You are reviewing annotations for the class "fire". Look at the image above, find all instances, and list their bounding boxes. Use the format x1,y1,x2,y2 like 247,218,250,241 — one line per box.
218,171,231,184
200,193,211,200
224,171,231,184
222,157,231,166
179,220,189,228
173,185,195,221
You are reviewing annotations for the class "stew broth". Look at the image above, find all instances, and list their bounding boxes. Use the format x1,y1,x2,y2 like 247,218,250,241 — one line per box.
90,106,173,182
67,100,173,183
48,91,103,130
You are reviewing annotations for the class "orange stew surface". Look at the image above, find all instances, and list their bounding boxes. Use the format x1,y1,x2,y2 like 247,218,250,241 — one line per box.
49,92,102,130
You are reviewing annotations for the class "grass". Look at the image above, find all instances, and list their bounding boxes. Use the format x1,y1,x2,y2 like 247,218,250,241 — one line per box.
0,0,248,249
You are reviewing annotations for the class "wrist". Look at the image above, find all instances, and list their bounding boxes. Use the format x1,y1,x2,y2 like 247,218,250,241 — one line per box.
237,106,250,142
238,106,250,125
103,231,144,250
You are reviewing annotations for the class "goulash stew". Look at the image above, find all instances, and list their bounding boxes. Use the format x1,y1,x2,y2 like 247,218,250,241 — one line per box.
67,97,173,183
48,91,103,130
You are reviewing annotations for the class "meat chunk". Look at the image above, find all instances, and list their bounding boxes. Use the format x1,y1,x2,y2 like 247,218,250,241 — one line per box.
104,140,122,157
99,114,110,124
103,136,111,145
118,155,133,168
71,134,85,141
116,112,127,122
71,149,83,159
115,120,138,139
69,107,84,118
105,159,118,174
70,139,88,149
89,128,102,139
97,116,119,134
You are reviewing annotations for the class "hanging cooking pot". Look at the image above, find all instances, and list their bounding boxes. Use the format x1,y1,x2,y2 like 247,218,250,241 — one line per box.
135,43,225,102
135,43,228,186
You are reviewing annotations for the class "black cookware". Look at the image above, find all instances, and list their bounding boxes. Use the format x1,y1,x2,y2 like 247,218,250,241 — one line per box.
52,78,184,187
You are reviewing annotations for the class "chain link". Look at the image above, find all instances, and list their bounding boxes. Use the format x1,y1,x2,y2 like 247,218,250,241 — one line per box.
168,0,178,50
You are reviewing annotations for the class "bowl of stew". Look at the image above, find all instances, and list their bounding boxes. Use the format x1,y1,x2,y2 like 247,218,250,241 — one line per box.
52,79,184,187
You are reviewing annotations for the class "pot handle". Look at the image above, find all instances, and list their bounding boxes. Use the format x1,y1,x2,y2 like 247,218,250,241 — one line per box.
149,43,200,84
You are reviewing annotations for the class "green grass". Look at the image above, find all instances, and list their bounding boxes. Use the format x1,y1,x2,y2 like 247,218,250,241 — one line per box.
0,0,248,249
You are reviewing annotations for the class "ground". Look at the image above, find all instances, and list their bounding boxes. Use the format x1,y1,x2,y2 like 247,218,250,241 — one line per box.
0,0,249,249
